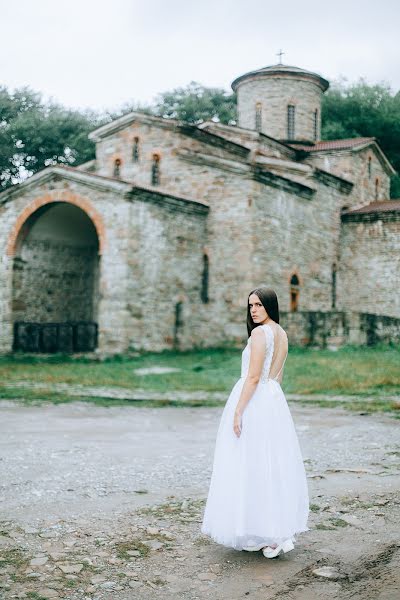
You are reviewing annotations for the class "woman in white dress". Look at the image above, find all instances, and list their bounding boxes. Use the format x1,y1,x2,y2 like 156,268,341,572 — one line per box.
201,287,309,558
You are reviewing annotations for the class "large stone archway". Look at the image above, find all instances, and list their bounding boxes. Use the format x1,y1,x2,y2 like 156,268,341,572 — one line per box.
11,201,101,353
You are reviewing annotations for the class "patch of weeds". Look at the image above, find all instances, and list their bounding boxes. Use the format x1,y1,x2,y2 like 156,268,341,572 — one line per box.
341,496,358,506
80,560,97,573
330,518,349,528
315,523,335,530
115,538,150,559
137,497,205,523
0,530,10,537
27,593,49,600
144,531,175,544
310,503,321,512
0,548,30,569
152,577,167,586
64,579,78,588
315,517,349,530
193,536,212,546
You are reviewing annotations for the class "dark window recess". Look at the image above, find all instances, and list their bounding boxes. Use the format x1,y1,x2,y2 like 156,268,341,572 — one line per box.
375,178,379,200
287,105,296,140
201,254,209,303
113,158,122,178
290,274,300,312
151,154,160,185
173,302,183,349
133,137,140,162
368,156,372,178
313,109,318,141
331,263,337,309
255,103,262,132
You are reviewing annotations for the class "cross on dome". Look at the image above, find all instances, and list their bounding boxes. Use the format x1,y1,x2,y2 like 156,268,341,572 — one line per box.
276,49,285,64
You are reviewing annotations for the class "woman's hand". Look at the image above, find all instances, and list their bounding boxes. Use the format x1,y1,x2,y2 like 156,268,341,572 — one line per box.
233,410,242,438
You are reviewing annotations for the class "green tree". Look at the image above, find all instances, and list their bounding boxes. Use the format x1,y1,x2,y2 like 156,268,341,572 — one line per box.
322,79,400,198
0,86,100,189
153,81,237,125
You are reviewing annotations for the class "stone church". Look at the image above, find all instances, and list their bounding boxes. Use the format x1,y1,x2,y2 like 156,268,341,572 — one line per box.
1,63,399,354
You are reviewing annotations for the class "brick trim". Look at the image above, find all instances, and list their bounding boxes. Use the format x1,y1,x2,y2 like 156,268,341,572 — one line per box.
6,191,106,257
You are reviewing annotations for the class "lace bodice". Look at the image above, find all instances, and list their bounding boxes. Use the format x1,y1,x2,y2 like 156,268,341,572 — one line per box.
241,323,288,384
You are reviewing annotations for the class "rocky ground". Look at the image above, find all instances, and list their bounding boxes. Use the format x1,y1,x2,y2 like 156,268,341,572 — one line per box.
1,399,399,599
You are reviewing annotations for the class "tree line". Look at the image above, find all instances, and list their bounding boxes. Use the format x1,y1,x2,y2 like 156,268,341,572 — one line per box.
1,79,399,196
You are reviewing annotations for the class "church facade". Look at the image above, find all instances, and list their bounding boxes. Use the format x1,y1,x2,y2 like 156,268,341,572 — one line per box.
0,63,399,354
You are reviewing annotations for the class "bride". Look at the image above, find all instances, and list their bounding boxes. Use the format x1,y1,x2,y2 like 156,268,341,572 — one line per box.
201,286,309,558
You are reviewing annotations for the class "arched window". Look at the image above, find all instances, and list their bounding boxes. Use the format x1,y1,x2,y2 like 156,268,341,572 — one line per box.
287,105,296,140
255,102,262,132
331,262,337,309
290,274,299,312
113,158,122,178
132,137,140,162
313,109,318,141
151,154,160,186
201,253,209,303
368,156,372,179
375,177,379,200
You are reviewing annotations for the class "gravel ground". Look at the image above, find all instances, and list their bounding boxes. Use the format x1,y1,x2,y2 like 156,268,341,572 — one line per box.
1,399,400,599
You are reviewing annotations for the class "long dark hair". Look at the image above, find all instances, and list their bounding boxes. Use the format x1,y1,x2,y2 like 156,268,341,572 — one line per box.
247,286,280,336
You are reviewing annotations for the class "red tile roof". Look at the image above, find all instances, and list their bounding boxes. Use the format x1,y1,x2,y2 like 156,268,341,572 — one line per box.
292,138,375,152
342,200,400,215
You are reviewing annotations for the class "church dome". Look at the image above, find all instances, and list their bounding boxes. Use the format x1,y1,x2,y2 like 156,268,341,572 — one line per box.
231,64,329,93
231,63,330,143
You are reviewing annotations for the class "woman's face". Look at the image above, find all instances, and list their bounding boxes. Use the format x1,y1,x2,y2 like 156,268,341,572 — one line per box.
249,293,269,324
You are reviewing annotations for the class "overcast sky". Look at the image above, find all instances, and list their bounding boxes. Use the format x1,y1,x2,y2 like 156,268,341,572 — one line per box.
1,0,399,112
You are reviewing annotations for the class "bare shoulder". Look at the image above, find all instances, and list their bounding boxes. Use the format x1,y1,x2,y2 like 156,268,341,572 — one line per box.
277,323,289,345
250,326,266,340
277,323,288,337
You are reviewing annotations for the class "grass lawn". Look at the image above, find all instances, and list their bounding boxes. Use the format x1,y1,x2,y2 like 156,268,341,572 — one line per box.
0,344,399,398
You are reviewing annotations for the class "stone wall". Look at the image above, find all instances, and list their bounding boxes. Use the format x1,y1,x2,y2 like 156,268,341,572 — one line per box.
338,213,400,318
94,121,257,347
307,147,391,209
12,240,98,322
280,310,400,348
251,175,345,314
236,77,322,142
0,173,210,354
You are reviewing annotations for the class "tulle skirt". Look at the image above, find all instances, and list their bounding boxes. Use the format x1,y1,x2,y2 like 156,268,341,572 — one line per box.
200,377,309,551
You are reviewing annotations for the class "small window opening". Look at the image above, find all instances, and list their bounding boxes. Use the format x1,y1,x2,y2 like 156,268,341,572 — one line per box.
313,109,318,141
255,103,262,132
290,273,299,312
132,137,140,162
173,301,183,349
113,158,121,178
201,254,209,303
331,262,337,309
375,177,379,200
287,105,296,140
368,156,372,179
151,154,160,186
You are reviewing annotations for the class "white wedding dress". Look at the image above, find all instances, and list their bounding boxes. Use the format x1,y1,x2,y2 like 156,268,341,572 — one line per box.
201,322,309,551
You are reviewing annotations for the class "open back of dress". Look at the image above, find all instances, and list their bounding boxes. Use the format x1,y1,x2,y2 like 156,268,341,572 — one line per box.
268,323,288,384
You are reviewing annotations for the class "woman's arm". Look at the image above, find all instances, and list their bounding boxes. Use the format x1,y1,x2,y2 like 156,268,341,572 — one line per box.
233,327,266,437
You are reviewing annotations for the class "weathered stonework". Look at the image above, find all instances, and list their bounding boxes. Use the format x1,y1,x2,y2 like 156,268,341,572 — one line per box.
0,62,397,353
232,65,329,142
305,145,392,209
338,211,400,318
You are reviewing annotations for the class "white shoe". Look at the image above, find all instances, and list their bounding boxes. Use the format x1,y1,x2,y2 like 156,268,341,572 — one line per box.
262,539,294,559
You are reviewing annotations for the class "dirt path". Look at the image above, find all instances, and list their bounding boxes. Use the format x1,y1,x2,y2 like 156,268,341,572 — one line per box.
1,400,399,599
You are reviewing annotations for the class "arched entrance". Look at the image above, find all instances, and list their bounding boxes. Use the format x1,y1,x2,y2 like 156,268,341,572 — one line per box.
12,202,100,353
